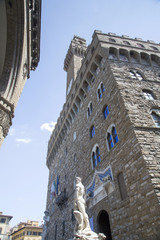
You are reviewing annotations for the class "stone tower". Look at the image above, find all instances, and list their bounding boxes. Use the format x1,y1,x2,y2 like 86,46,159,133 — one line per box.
64,36,87,98
45,31,160,240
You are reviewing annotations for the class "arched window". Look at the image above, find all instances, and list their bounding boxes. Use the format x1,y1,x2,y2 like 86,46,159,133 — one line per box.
151,109,160,127
103,105,109,119
92,152,97,168
96,146,101,163
112,127,119,144
137,43,145,48
109,47,117,60
101,83,105,93
129,70,137,79
117,172,128,200
107,133,114,150
129,70,143,80
123,40,131,45
142,90,154,100
90,125,95,138
136,71,143,80
119,49,129,61
106,125,119,151
91,145,101,169
109,38,116,42
87,102,93,118
150,46,158,51
97,82,105,100
98,89,102,99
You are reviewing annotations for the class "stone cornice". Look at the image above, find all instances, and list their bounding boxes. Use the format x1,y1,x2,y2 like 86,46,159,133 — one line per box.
29,0,41,70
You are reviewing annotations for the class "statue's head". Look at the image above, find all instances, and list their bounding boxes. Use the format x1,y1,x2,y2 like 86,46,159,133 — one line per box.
76,176,81,182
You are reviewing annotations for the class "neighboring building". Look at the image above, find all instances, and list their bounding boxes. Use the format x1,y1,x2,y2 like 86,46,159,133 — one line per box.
0,212,12,240
11,221,42,240
45,31,160,240
0,0,41,147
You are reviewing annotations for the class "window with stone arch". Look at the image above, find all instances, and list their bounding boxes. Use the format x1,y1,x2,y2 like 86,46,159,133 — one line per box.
129,70,144,81
106,124,119,151
97,82,105,100
142,90,154,100
87,101,93,118
103,105,109,119
90,125,95,139
91,144,101,169
151,109,160,128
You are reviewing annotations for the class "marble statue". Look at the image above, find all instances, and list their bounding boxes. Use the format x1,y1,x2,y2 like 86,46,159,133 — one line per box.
73,177,106,240
42,210,50,240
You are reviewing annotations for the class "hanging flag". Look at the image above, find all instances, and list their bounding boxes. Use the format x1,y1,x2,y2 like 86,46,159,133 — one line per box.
56,175,59,195
50,192,52,201
50,181,56,200
53,181,56,197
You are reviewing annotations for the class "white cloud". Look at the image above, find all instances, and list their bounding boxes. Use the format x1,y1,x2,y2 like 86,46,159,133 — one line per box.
16,138,31,144
9,128,15,136
40,121,56,133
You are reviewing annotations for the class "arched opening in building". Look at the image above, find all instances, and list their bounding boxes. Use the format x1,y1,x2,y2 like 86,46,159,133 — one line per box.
97,210,112,240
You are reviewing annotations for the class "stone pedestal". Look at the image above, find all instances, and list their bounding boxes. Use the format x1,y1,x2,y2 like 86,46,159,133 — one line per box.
73,228,106,240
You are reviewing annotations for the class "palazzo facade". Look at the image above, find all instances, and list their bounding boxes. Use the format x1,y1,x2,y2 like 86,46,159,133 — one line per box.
45,31,160,240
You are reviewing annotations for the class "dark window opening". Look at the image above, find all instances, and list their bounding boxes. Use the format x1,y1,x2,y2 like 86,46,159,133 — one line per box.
117,172,128,200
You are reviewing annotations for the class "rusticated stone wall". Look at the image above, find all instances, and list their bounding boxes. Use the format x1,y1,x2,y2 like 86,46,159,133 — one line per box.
45,32,160,240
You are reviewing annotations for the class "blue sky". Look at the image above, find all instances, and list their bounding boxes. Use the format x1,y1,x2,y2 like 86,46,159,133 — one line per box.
1,0,160,227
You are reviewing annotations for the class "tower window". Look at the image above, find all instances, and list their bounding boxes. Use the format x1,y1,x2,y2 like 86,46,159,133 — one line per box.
90,125,95,138
106,125,119,151
151,109,160,127
129,70,144,80
103,105,109,119
137,43,145,48
123,40,131,45
143,90,154,100
150,46,158,51
91,145,101,169
87,102,93,118
109,38,116,42
97,82,105,100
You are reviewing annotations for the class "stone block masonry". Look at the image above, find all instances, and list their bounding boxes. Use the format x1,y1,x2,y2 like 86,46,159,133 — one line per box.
45,31,160,240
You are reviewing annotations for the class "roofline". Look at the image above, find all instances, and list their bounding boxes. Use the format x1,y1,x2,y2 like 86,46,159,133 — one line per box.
11,226,43,235
0,214,13,219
